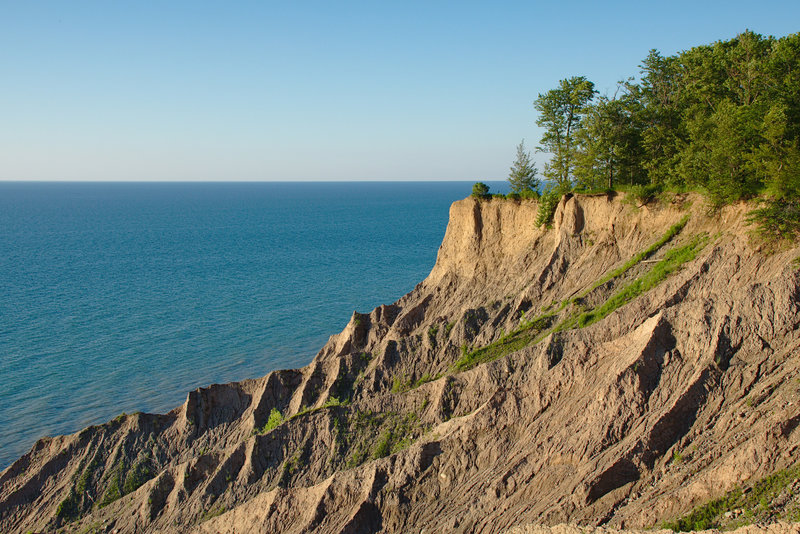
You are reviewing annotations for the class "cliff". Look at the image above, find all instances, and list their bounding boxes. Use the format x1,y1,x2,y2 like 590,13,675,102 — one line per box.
2,193,800,534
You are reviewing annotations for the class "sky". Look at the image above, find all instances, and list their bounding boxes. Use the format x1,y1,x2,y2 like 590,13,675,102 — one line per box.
2,1,799,182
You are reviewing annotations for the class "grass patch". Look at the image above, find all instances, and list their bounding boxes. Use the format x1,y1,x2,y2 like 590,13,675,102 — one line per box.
372,412,420,459
663,463,800,531
56,490,81,521
576,214,689,300
427,325,439,345
391,372,443,393
199,505,227,523
575,233,708,328
452,313,555,372
290,405,313,420
535,190,560,228
444,321,456,337
256,407,284,434
99,464,123,507
450,229,707,376
122,456,154,494
323,396,347,408
343,410,427,468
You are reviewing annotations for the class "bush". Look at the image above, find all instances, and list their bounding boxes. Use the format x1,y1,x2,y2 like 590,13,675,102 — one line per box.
471,182,490,199
747,198,800,240
627,183,662,205
256,407,284,434
534,190,560,227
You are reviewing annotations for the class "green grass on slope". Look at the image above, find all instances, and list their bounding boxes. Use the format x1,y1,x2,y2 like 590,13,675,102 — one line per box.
663,463,800,532
452,313,555,372
451,230,708,374
574,233,708,328
576,214,690,300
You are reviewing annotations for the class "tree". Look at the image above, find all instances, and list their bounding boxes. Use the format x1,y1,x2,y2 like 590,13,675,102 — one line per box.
507,140,539,194
575,92,646,190
534,76,596,193
471,182,490,198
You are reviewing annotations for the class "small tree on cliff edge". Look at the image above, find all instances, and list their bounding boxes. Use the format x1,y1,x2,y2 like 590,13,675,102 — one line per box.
472,182,490,199
508,140,539,195
534,76,596,193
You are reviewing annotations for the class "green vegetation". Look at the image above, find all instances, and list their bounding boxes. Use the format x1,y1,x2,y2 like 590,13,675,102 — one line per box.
530,31,800,238
469,32,800,239
453,313,555,372
99,465,123,507
372,412,420,459
343,409,428,468
471,182,491,199
75,457,99,496
575,234,708,328
508,140,540,194
283,451,303,475
452,222,706,373
257,407,284,434
56,490,81,521
663,463,800,531
391,372,441,394
97,454,156,509
578,214,689,299
444,320,456,337
122,456,154,495
199,505,227,523
427,324,439,345
291,405,312,419
534,76,597,193
534,190,560,228
323,396,346,408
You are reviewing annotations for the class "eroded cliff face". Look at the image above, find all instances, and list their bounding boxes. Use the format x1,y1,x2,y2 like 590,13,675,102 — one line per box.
2,193,800,534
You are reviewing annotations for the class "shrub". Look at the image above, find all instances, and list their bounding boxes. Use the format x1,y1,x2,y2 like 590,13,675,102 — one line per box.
534,190,560,227
627,183,662,205
747,198,800,240
258,407,284,433
471,182,490,199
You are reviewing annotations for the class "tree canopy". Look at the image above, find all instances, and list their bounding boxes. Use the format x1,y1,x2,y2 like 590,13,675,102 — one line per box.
472,182,490,199
508,140,539,194
532,31,800,238
534,76,597,193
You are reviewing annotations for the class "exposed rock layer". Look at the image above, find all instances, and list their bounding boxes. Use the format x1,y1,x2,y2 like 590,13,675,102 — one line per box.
2,193,799,534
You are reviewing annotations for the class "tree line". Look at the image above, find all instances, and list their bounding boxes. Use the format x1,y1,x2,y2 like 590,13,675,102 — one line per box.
476,31,800,238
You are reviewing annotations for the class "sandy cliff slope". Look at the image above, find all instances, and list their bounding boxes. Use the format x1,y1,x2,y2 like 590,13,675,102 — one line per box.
2,192,800,534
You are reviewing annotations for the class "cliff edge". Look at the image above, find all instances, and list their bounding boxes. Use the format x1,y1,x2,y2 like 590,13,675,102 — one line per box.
2,193,800,534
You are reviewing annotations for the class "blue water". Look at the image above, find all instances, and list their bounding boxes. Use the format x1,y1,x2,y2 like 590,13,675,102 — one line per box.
0,181,506,469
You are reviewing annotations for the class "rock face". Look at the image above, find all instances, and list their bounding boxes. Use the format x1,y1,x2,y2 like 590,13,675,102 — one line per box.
2,193,800,534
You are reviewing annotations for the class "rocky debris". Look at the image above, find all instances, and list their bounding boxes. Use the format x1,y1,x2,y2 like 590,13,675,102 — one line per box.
2,193,800,534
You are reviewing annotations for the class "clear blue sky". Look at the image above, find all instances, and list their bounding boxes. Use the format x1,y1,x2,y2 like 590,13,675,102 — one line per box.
2,1,798,181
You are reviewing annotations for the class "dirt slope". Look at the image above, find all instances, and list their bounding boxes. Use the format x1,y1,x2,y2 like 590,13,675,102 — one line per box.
2,192,799,534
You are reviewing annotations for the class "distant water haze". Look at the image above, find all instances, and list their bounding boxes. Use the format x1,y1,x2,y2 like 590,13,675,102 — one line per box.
0,181,508,469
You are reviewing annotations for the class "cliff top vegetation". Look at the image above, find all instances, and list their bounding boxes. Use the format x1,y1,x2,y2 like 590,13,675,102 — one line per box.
475,30,800,239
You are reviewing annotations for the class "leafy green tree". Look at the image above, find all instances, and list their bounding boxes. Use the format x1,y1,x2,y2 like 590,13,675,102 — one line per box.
530,31,800,238
534,76,597,193
507,140,539,194
679,99,762,205
471,182,490,198
575,93,645,190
